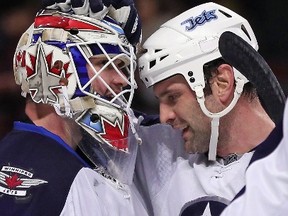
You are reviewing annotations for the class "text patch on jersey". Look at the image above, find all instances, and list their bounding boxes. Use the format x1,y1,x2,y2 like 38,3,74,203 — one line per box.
0,165,47,197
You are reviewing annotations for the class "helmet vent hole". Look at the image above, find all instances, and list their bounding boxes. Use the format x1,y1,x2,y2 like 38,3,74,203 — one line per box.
240,24,251,41
160,55,168,61
218,9,232,18
155,49,162,53
150,60,156,69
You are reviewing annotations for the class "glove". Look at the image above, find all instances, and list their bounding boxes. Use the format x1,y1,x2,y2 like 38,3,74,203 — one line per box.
42,0,72,12
108,1,142,47
42,0,142,46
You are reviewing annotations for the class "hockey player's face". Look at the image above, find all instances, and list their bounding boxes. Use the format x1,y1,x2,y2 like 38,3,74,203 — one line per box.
154,74,212,153
86,57,128,98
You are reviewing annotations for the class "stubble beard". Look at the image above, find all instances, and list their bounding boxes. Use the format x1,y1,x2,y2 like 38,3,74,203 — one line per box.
184,127,210,154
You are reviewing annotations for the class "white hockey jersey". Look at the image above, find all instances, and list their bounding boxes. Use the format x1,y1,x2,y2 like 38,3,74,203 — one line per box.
61,168,148,216
135,124,254,216
221,99,288,216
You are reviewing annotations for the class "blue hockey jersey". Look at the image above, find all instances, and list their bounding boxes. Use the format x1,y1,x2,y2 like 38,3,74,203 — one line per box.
0,122,148,216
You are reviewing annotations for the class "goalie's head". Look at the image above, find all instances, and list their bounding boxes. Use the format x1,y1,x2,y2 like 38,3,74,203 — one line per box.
13,9,137,117
138,2,258,160
13,9,140,182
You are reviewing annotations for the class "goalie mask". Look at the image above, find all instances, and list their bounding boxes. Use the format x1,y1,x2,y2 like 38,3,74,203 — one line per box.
13,9,137,117
138,2,258,160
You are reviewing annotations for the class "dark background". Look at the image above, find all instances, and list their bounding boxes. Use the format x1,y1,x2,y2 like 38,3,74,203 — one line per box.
0,0,287,139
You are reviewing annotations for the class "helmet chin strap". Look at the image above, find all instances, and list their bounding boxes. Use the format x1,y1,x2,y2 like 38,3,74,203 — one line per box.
194,71,247,161
125,107,143,145
53,85,73,118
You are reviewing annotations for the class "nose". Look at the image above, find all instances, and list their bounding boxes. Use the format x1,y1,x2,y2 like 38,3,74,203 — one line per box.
159,103,176,125
110,70,128,93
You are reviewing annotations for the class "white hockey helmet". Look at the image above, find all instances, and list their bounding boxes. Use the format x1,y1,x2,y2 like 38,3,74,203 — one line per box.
14,9,137,117
138,2,258,160
138,2,257,89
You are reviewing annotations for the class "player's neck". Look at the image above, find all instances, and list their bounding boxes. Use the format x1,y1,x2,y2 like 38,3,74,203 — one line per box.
217,98,275,157
25,101,81,150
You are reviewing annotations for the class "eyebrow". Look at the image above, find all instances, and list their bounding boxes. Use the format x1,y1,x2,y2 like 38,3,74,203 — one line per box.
157,88,173,100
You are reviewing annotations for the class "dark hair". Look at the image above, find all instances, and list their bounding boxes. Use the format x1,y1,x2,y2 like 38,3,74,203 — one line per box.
203,58,257,101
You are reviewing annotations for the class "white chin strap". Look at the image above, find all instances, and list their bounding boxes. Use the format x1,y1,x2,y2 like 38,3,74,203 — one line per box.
53,85,73,118
194,70,248,161
125,107,143,145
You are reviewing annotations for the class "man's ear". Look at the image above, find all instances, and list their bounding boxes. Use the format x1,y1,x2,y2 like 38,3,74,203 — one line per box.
210,64,235,105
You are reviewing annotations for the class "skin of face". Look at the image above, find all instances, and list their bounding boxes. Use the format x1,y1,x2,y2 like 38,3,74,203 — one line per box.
153,74,220,154
86,57,128,98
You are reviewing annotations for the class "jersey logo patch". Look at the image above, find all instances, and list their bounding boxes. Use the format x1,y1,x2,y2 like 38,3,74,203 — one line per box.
180,196,229,216
0,165,47,197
